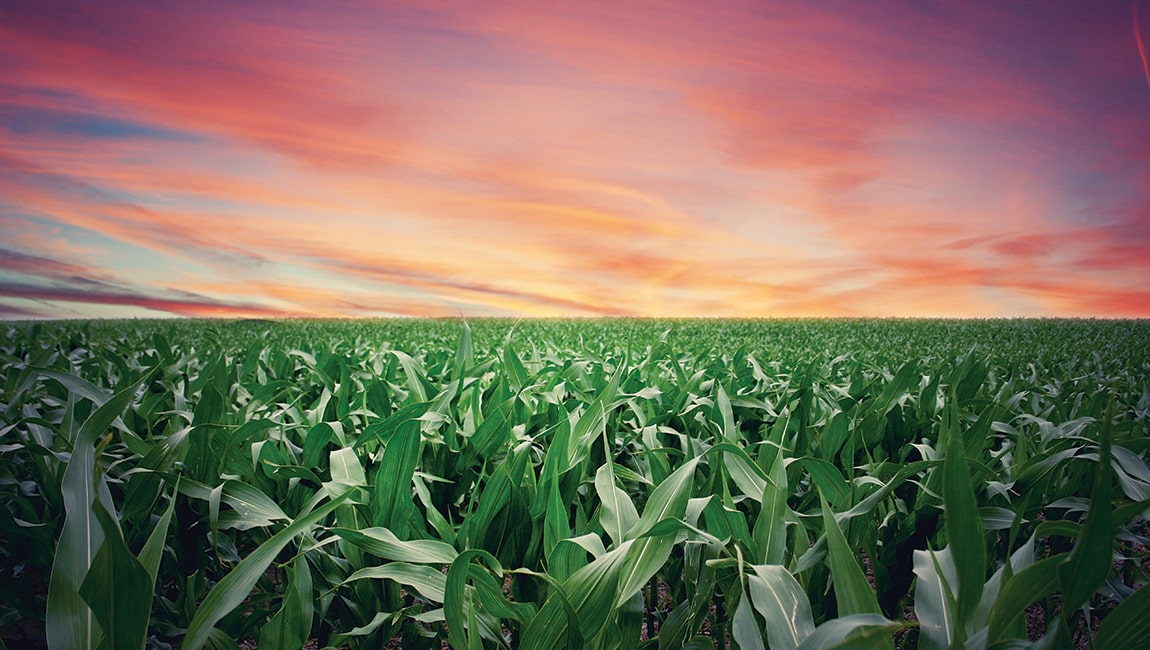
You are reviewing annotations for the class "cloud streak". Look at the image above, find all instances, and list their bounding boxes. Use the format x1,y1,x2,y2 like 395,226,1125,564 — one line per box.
1,0,1148,319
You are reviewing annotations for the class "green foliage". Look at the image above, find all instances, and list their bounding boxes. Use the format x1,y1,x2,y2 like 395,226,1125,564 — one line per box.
0,318,1147,647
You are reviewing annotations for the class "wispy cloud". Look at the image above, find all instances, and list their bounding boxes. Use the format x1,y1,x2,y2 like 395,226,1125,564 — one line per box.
1,0,1148,318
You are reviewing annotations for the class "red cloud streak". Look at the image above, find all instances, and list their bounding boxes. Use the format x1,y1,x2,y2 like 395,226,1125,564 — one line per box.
1,1,1148,318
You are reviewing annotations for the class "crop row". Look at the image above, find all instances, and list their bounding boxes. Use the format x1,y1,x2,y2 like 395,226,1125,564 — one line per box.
1,319,1148,648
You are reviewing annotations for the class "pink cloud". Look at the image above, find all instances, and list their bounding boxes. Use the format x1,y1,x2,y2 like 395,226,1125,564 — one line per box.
1,1,1148,318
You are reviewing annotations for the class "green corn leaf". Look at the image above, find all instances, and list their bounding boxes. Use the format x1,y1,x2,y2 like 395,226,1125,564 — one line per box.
1095,583,1150,650
182,490,352,650
329,446,366,485
79,501,152,650
47,379,142,650
614,460,700,609
445,549,501,650
912,547,956,650
795,613,903,650
973,535,1038,636
355,400,432,450
985,553,1066,644
626,457,699,540
942,389,985,627
522,542,632,649
302,422,334,468
137,483,176,586
36,368,112,408
820,411,850,462
372,422,421,537
746,564,814,650
454,319,474,380
820,495,882,618
1058,397,1115,612
330,526,458,564
798,457,850,511
341,562,447,602
502,343,529,392
732,588,767,650
258,555,312,650
713,442,769,503
716,381,736,442
468,400,511,459
391,350,430,402
596,461,638,548
753,450,788,564
217,480,289,530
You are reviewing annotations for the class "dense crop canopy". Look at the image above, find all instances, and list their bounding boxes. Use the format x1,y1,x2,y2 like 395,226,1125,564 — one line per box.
1,318,1148,648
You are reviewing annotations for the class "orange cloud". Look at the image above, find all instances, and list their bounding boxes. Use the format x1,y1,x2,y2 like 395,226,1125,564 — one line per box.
1,1,1148,319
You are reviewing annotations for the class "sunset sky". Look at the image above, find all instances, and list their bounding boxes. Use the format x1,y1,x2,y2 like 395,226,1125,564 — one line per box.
2,1,1149,319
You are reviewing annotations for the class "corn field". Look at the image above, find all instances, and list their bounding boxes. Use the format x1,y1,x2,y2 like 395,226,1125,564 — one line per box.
1,318,1149,649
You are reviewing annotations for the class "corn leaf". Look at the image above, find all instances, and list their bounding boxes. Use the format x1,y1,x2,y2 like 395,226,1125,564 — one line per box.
746,564,814,650
820,495,882,617
1095,583,1150,650
47,380,141,650
78,502,152,650
182,490,351,650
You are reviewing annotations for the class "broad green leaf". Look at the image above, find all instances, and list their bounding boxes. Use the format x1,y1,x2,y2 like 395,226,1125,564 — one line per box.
596,462,638,548
820,495,882,618
47,379,141,650
137,485,176,586
331,526,458,564
732,589,767,650
36,368,112,408
1058,398,1115,612
522,542,632,649
445,549,501,650
985,554,1066,643
182,490,352,650
342,562,447,602
942,391,984,626
795,614,903,650
716,381,736,442
753,450,788,564
1095,582,1150,650
746,564,814,650
454,319,474,379
626,457,700,540
614,458,700,608
913,547,956,650
372,423,421,538
391,350,430,402
79,502,152,650
217,480,288,530
329,446,366,485
258,555,312,650
798,457,850,511
715,442,769,503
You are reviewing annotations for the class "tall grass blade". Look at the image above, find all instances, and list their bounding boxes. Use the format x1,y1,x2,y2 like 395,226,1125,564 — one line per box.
746,564,814,650
941,389,984,628
1058,396,1115,612
372,423,421,538
912,547,956,650
78,502,152,650
331,526,458,563
795,614,903,650
985,554,1065,643
47,380,141,650
820,495,882,617
1095,582,1150,649
182,490,351,650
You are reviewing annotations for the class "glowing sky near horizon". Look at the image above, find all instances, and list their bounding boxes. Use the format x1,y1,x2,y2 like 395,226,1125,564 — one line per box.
2,0,1149,319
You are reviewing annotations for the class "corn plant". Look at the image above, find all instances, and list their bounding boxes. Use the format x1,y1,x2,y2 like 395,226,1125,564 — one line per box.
0,318,1147,648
